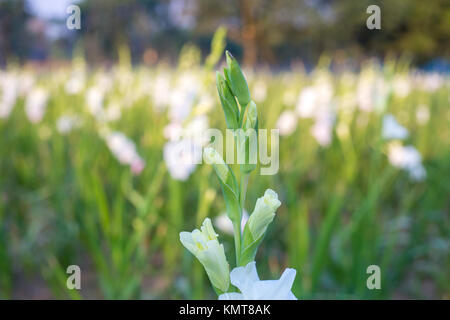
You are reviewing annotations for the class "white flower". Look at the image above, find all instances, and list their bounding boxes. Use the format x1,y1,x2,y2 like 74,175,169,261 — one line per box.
180,218,230,292
246,189,281,242
409,164,426,181
164,139,201,181
382,114,409,140
183,115,209,146
86,86,104,117
296,86,317,118
311,113,335,147
168,89,194,122
164,121,184,141
203,147,225,165
417,73,444,92
65,73,85,94
130,156,145,175
56,115,80,134
18,72,34,95
104,131,145,175
25,87,49,123
152,73,171,111
392,76,411,98
214,210,249,235
105,102,122,122
416,105,430,125
276,111,297,136
219,261,297,300
253,80,267,102
195,93,214,114
388,142,426,181
357,76,374,112
357,73,388,112
0,73,18,119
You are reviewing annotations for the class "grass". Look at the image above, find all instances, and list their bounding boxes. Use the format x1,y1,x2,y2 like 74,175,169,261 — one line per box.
0,49,449,299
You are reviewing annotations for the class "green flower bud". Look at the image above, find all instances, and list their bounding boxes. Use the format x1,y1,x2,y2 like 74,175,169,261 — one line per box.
239,101,258,173
225,51,251,108
180,218,230,292
244,101,258,130
216,72,239,129
247,189,280,239
240,189,281,266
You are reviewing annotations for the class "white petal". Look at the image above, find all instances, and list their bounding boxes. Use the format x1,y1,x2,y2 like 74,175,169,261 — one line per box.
179,232,198,255
230,261,260,295
288,291,298,300
251,268,297,300
218,292,245,300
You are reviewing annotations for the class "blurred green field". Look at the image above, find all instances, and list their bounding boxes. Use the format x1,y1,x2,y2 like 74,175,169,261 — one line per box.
0,43,449,299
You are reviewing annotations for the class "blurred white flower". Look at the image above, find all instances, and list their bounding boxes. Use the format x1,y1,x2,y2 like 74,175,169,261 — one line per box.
253,80,267,102
195,93,214,114
382,114,409,140
416,105,430,125
357,76,373,112
130,157,146,175
357,73,388,112
86,86,104,116
168,88,194,122
214,210,249,235
25,87,49,123
56,115,80,134
409,164,426,181
392,76,411,98
311,113,335,146
18,72,35,95
315,79,334,108
388,142,426,181
296,86,317,118
219,261,297,300
276,111,298,136
105,102,122,122
65,73,85,94
164,121,184,141
152,73,171,111
183,115,209,146
105,131,145,175
0,73,18,119
416,73,444,92
163,139,201,181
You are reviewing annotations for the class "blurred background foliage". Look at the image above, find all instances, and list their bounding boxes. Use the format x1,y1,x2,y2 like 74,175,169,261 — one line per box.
0,0,449,67
0,0,449,300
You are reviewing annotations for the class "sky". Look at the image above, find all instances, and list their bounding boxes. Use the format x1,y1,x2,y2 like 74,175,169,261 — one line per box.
27,0,81,20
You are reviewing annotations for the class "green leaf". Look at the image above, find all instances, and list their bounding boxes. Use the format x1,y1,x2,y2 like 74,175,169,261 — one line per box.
204,148,241,223
216,72,239,129
225,51,251,108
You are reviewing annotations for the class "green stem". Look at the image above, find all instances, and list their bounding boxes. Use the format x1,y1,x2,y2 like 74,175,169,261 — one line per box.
233,220,241,267
240,173,249,210
234,173,249,267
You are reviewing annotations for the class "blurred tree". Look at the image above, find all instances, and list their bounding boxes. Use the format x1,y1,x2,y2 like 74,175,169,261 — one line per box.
0,0,33,65
1,0,448,66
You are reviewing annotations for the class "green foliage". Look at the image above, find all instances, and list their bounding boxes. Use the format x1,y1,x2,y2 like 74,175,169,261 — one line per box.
0,51,448,299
